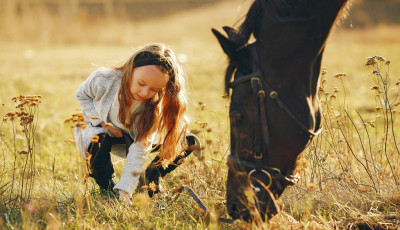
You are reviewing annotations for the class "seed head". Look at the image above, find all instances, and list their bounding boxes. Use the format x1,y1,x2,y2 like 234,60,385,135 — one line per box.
72,113,85,122
368,122,375,128
148,181,158,192
64,139,75,144
190,129,200,135
365,56,378,66
320,67,327,75
76,121,88,128
91,135,99,143
371,85,379,91
195,120,208,128
377,56,386,62
104,123,114,129
141,185,149,190
333,87,339,93
333,73,347,79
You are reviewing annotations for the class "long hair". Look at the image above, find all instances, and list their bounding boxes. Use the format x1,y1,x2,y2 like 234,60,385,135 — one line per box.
114,43,189,162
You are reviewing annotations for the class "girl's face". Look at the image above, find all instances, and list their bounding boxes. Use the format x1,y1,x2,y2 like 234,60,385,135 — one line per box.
130,65,169,101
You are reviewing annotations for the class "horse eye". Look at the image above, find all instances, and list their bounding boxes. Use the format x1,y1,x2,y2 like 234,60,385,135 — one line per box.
230,112,242,124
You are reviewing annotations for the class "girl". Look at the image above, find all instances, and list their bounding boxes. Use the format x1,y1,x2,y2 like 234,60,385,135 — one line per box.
74,43,200,205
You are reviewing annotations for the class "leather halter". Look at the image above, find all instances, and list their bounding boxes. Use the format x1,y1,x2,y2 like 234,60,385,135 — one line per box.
227,46,323,190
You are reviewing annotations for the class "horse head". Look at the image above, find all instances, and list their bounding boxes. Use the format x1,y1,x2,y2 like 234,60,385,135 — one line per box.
213,0,349,222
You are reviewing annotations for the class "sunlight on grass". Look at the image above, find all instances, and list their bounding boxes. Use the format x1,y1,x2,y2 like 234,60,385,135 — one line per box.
1,0,400,229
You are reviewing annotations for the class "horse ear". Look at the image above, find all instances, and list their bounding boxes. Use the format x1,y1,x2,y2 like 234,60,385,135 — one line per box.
212,28,241,59
222,26,245,44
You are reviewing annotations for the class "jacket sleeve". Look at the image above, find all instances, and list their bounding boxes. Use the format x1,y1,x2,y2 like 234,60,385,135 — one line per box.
113,139,152,197
75,71,104,127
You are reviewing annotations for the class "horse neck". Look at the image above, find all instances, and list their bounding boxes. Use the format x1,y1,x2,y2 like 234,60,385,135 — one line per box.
255,40,323,141
255,4,346,100
255,44,317,99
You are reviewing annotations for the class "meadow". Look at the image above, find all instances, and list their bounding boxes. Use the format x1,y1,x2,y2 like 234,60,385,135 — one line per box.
1,0,400,229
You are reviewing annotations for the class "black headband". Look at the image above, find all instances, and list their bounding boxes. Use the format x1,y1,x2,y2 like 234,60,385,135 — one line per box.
133,52,172,72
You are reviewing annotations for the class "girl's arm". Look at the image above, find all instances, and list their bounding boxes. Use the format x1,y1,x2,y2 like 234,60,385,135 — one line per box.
75,72,104,126
113,139,152,197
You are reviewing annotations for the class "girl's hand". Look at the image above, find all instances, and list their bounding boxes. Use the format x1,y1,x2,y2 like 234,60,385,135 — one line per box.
109,127,123,138
119,190,133,206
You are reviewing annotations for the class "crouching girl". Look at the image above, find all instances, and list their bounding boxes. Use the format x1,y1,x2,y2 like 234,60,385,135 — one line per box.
74,43,200,205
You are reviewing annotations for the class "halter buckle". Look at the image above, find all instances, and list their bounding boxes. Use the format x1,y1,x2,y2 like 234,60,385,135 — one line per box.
248,169,272,191
251,77,260,86
269,91,278,99
254,152,263,159
258,90,266,98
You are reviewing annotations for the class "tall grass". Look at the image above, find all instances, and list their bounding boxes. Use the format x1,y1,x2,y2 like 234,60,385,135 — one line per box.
277,57,400,229
3,57,399,229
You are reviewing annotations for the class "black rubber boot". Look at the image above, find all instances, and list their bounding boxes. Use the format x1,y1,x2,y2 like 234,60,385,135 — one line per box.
138,134,201,197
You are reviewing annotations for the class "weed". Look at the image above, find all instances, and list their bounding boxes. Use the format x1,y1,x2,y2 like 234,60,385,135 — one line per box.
0,95,42,211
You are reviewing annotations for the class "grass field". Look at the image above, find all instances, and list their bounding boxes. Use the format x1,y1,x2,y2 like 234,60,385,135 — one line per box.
1,0,400,229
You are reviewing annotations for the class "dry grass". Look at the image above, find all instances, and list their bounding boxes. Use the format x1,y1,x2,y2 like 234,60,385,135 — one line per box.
1,0,400,229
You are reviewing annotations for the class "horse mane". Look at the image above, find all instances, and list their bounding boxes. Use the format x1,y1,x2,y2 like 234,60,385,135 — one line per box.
238,0,319,39
224,0,314,94
238,0,263,44
334,0,352,27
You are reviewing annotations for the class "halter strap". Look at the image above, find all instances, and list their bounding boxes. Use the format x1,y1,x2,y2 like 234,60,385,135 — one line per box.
228,71,262,88
228,72,323,137
227,155,299,186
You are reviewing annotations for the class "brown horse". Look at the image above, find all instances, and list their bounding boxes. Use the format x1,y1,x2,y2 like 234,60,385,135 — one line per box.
212,0,349,222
